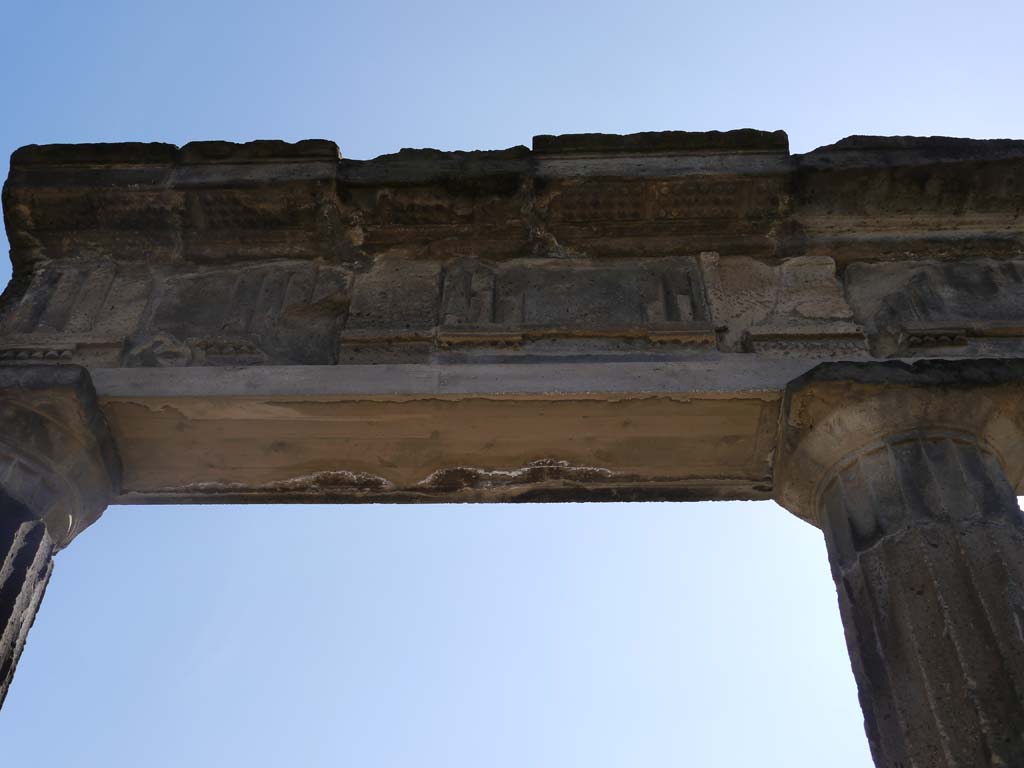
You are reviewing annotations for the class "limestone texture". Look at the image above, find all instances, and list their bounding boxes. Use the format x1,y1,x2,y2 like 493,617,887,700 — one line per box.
3,129,1024,505
4,131,1024,762
822,433,1024,766
776,360,1024,767
0,365,119,709
0,500,53,709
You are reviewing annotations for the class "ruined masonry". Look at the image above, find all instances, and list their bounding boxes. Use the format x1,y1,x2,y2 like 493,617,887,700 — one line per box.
3,129,1024,765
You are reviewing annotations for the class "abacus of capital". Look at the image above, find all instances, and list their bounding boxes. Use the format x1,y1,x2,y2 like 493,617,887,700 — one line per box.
2,130,1024,764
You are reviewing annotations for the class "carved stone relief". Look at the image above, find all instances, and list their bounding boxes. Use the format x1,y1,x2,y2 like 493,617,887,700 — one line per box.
533,174,787,259
844,258,1024,357
438,256,713,345
699,252,867,356
337,255,715,360
0,259,354,368
28,250,1024,367
0,251,886,367
337,259,442,362
0,261,150,366
130,262,351,366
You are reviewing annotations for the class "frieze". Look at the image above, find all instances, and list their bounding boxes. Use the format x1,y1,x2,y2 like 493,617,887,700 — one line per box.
437,256,714,346
337,255,716,360
844,258,1024,357
4,132,1024,369
699,252,868,357
136,262,351,366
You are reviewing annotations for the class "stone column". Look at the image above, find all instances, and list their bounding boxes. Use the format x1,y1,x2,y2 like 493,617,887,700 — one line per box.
775,360,1024,767
0,366,119,708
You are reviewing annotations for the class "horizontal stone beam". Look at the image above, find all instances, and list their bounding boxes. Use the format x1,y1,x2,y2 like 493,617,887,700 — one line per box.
87,357,1024,508
5,132,1024,268
2,129,1024,508
7,131,1024,760
91,358,809,505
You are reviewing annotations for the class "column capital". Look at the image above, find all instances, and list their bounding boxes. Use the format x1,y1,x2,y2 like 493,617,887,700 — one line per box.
774,358,1024,525
0,365,120,548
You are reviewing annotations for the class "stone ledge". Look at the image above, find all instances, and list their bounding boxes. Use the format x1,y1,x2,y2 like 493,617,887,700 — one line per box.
802,134,1024,159
531,129,790,155
10,139,341,167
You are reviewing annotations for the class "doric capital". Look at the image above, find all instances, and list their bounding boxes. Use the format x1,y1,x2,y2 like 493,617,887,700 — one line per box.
773,359,1024,525
0,365,120,547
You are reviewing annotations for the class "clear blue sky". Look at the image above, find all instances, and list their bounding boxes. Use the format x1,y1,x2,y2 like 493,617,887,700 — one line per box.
1,1,1022,765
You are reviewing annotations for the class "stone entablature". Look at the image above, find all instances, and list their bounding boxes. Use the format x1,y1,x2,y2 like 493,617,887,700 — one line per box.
4,130,1024,764
3,130,1023,371
2,129,1023,507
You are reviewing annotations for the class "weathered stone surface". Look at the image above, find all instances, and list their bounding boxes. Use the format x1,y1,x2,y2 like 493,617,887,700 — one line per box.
775,359,1024,521
0,498,54,710
76,356,801,504
776,360,1024,766
2,130,1024,506
437,256,713,345
140,262,351,366
0,365,120,710
820,434,1024,766
3,139,343,270
531,128,789,155
5,130,1024,752
699,252,866,355
845,258,1024,357
793,136,1024,263
0,365,120,544
103,381,780,504
4,130,1023,372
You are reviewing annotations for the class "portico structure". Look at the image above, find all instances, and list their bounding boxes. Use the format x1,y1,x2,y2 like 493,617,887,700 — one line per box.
2,129,1024,764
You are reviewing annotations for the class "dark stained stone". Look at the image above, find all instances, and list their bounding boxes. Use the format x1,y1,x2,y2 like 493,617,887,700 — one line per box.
10,142,177,166
531,128,789,154
6,129,1024,759
820,436,1024,766
177,138,340,163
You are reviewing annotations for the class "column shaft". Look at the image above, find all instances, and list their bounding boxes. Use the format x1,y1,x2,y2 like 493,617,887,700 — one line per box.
0,493,55,708
820,433,1024,767
0,366,119,711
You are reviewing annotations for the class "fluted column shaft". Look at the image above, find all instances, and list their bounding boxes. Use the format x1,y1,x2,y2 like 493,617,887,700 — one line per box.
820,431,1024,766
0,494,54,707
775,360,1024,767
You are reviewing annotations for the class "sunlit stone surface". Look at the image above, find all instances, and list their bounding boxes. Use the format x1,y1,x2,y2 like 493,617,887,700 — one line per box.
3,129,1024,765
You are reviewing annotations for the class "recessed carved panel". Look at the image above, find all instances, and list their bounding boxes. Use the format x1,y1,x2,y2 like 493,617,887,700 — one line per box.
699,252,868,356
132,262,350,366
844,258,1024,357
549,182,649,223
439,256,712,345
336,255,715,358
652,177,781,221
0,261,150,366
